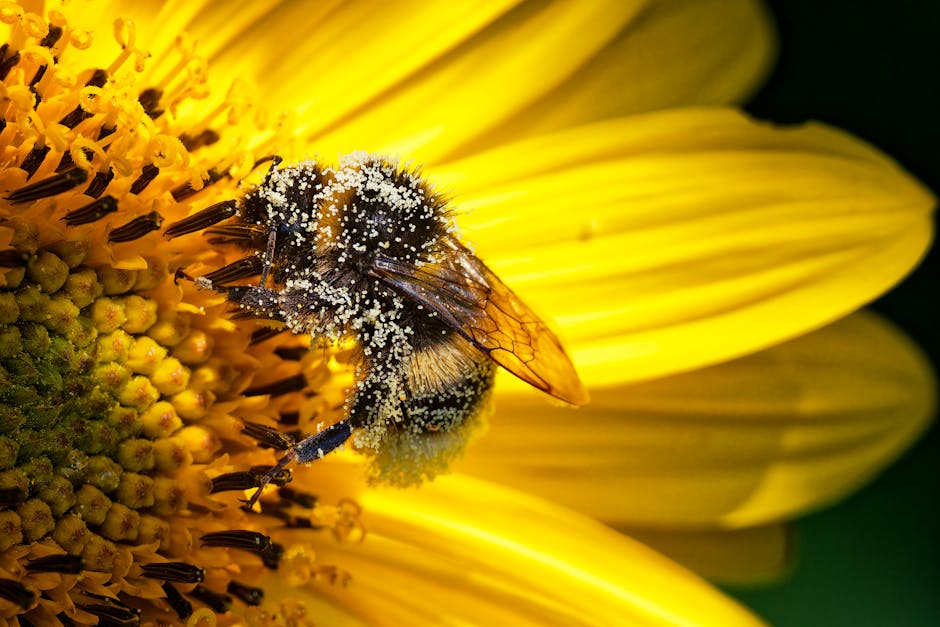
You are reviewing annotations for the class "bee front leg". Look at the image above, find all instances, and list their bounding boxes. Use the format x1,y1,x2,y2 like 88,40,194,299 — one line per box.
223,285,285,321
242,420,353,511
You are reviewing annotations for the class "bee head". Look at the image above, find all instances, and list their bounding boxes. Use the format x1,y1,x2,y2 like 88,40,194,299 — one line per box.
318,153,453,272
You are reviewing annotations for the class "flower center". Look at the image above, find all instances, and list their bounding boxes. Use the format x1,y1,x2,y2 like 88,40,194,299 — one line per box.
1,5,360,623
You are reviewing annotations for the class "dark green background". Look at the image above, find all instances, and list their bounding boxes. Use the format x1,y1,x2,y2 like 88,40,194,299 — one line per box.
731,1,939,625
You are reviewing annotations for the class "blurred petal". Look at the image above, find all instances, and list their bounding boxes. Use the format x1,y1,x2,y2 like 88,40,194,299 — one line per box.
455,0,776,159
298,0,776,163
284,474,765,626
624,525,793,586
434,109,935,386
457,312,936,528
58,0,774,164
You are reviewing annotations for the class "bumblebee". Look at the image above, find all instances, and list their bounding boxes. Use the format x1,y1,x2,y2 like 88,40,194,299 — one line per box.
168,152,587,506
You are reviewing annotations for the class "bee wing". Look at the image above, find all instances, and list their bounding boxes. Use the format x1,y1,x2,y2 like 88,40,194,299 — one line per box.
373,237,589,405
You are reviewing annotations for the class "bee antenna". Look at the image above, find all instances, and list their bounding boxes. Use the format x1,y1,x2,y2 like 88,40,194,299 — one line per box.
241,420,354,511
261,155,283,185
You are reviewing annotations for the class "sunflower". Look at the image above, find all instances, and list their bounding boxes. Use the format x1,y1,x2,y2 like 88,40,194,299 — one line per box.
0,0,935,626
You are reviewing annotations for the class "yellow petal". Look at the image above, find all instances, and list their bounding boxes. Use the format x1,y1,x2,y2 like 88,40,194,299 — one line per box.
305,0,775,163
623,525,792,586
454,0,777,159
433,108,935,386
284,473,766,626
56,0,773,164
457,312,936,529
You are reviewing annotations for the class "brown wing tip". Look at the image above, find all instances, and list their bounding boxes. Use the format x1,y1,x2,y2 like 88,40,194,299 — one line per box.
550,377,590,406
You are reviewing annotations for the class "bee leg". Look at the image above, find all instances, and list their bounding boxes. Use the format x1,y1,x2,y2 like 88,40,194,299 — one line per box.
224,285,284,321
258,228,277,288
242,420,353,511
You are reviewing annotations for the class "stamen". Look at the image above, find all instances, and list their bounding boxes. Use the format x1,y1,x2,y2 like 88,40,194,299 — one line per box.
171,168,223,201
199,530,285,567
141,561,205,584
226,581,263,606
129,163,160,194
161,582,193,620
205,223,267,247
209,466,291,493
108,211,164,243
37,25,63,49
84,169,114,198
20,145,50,179
163,199,238,239
189,586,232,614
58,69,109,129
25,554,84,574
77,594,141,627
199,530,274,552
4,167,88,204
137,87,164,119
200,256,262,286
241,420,295,450
0,49,20,80
277,486,319,508
243,374,307,397
278,411,301,426
179,129,220,152
62,195,118,226
0,578,35,608
273,345,309,361
249,326,286,345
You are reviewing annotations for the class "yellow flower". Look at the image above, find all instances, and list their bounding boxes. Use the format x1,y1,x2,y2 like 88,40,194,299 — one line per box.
0,1,934,626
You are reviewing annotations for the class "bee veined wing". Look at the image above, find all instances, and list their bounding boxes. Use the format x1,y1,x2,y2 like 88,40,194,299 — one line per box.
372,237,589,406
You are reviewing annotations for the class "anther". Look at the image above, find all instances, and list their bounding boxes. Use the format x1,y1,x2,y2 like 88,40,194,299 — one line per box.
161,582,193,620
84,169,114,198
243,373,307,397
179,129,220,152
164,199,238,239
249,327,285,345
198,530,284,569
129,163,160,194
209,466,291,493
227,581,264,606
108,211,163,243
77,594,141,627
0,578,35,608
200,255,263,286
241,420,296,450
20,146,51,179
200,530,274,552
26,554,84,574
273,345,309,361
0,50,20,81
205,223,267,247
62,195,118,226
171,168,224,201
38,25,64,49
278,411,301,426
138,88,164,119
277,486,319,508
189,585,231,613
55,147,93,173
5,168,88,204
141,561,205,584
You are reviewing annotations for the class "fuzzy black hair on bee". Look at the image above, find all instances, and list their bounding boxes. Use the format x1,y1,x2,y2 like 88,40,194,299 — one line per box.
168,152,586,507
